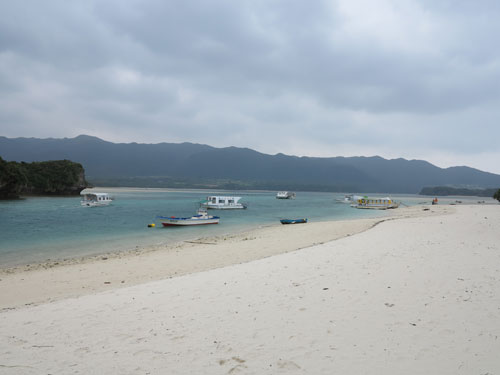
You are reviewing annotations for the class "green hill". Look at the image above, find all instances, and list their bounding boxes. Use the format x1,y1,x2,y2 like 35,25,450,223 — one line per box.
0,157,88,199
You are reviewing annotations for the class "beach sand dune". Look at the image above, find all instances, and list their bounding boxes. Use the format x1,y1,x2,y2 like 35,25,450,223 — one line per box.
0,205,499,374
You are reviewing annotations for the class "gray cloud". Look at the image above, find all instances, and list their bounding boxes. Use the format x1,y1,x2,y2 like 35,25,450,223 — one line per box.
1,0,500,173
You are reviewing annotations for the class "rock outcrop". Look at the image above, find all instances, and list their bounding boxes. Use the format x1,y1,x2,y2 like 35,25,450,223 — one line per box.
0,157,88,199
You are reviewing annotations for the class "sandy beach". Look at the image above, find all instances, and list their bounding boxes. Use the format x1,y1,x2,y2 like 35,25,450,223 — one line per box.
1,204,499,374
0,205,444,310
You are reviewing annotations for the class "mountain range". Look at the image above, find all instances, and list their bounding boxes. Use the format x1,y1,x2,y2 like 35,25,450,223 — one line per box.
1,135,500,193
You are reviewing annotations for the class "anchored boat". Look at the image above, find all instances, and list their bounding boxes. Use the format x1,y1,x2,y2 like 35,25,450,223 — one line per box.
280,218,308,224
158,208,220,226
350,196,399,210
276,191,296,199
201,196,247,210
80,192,113,207
335,194,354,203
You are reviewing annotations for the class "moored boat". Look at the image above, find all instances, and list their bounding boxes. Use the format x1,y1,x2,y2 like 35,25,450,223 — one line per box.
280,218,308,224
80,192,113,207
201,196,247,209
276,191,296,199
335,194,354,203
350,196,399,210
158,208,220,226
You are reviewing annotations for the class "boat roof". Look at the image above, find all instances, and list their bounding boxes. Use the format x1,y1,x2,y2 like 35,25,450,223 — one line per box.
207,196,241,199
81,192,110,197
357,196,392,200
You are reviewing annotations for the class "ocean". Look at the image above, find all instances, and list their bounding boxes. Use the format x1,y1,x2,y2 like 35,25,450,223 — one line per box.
0,188,457,268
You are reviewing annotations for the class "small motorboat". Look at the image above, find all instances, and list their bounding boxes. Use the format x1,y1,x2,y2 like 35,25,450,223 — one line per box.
280,218,308,224
158,208,220,226
335,194,354,203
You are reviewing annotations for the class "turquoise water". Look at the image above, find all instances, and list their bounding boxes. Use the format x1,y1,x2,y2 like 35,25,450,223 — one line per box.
0,189,429,267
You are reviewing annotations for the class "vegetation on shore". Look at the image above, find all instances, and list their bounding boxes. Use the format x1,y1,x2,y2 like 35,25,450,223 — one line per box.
420,186,498,197
0,157,88,199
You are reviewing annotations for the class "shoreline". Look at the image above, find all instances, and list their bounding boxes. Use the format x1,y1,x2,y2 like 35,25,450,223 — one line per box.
0,205,451,310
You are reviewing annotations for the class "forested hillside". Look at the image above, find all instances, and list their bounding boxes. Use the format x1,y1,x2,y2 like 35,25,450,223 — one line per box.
0,157,88,199
2,135,500,193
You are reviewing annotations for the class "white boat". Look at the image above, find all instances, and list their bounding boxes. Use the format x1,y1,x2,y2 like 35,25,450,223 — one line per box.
80,192,113,207
158,208,220,226
335,194,354,203
276,191,296,199
351,196,399,210
201,196,247,210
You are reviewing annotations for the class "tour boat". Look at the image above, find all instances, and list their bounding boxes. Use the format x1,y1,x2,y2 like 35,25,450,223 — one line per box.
158,208,220,226
280,218,308,224
201,196,247,210
80,192,113,207
276,191,296,199
350,196,399,210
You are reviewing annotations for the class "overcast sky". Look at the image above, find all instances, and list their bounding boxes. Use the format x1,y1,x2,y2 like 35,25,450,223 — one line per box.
1,0,500,173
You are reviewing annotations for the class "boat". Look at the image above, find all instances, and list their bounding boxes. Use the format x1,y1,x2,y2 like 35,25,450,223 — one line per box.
276,191,296,199
80,192,113,207
350,196,399,210
280,218,308,224
201,196,247,210
335,194,354,203
158,208,220,226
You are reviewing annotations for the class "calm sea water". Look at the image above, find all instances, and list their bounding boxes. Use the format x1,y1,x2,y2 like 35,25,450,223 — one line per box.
0,188,471,268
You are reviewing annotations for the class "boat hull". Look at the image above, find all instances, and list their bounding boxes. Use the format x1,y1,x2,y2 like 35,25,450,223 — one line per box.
201,204,246,210
280,219,308,224
159,216,220,226
81,201,111,207
351,203,399,210
161,220,219,226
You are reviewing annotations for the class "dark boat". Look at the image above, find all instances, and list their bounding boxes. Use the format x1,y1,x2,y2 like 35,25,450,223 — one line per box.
280,218,308,224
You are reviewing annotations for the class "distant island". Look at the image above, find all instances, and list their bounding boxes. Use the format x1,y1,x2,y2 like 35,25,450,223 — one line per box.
0,157,88,199
419,186,498,197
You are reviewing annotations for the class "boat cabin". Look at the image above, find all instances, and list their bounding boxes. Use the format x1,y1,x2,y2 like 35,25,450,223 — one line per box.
202,196,247,209
351,196,399,210
80,192,113,207
276,191,296,199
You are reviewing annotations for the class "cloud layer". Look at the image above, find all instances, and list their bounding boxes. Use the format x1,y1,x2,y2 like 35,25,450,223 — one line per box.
1,0,500,173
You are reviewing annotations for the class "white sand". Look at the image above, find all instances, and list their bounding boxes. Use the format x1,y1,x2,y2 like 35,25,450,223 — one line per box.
1,204,499,374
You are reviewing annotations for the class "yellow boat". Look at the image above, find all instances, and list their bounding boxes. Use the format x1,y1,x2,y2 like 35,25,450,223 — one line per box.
351,196,399,210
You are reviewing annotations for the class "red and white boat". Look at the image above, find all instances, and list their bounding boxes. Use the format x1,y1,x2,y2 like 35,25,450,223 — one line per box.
158,208,220,226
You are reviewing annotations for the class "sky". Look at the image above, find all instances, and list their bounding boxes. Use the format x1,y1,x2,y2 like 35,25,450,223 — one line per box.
1,0,500,174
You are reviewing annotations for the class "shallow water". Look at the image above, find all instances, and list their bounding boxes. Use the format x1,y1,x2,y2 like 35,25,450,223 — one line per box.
0,188,488,267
